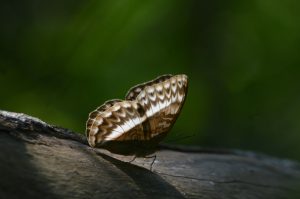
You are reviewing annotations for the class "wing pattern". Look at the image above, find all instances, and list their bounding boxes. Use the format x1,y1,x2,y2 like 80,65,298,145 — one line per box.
125,74,173,100
136,74,188,137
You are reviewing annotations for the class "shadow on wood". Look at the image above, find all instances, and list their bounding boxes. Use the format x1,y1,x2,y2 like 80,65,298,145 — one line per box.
0,110,300,199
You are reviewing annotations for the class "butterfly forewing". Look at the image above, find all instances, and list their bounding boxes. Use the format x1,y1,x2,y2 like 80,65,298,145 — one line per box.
125,74,173,101
136,74,188,137
86,74,188,156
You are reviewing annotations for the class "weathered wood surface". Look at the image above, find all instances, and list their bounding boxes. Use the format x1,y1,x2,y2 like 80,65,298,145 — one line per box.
0,110,300,199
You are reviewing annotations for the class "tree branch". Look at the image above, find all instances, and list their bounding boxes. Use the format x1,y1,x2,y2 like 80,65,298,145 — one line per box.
0,110,300,199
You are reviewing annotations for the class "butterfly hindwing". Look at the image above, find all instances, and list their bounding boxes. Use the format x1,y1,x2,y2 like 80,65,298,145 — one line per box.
86,100,148,147
86,99,122,138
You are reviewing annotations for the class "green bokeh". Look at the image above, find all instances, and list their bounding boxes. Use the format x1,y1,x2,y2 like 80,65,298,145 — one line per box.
1,0,300,161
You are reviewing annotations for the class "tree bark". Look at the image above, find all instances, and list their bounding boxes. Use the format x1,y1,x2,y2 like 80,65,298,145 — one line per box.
0,110,299,199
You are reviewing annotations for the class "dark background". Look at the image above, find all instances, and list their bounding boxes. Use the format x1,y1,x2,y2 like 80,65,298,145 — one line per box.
1,1,300,161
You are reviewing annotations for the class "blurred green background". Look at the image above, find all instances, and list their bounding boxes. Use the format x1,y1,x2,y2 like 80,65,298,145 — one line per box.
1,0,300,161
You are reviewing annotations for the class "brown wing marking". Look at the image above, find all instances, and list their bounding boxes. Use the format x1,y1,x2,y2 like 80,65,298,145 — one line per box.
125,74,173,101
86,99,122,138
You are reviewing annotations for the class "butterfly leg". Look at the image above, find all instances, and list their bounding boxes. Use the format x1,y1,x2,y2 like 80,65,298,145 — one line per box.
128,155,137,163
144,155,156,171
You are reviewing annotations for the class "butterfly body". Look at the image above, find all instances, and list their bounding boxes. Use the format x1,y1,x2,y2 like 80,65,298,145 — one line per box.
86,74,188,156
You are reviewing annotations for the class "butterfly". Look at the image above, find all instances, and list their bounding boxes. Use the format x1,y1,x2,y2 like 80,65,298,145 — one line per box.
86,74,188,157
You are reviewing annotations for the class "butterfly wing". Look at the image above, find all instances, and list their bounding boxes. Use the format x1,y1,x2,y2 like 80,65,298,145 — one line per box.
86,99,122,138
135,74,188,139
86,100,147,148
125,74,173,101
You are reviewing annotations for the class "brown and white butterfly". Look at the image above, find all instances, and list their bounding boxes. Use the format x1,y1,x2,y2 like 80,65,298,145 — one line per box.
86,74,188,157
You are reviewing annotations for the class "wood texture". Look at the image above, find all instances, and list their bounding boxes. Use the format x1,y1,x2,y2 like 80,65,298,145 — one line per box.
0,110,300,199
